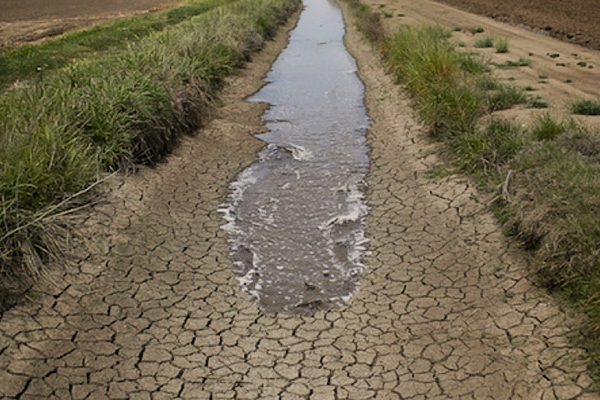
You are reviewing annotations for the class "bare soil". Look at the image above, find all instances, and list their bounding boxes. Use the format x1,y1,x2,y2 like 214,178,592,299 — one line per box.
0,0,182,47
432,0,600,51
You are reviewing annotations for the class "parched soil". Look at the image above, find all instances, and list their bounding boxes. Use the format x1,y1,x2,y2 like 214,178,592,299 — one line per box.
432,0,600,51
0,3,598,399
0,0,182,47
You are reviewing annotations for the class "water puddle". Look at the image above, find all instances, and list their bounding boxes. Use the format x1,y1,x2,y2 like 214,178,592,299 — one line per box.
221,0,370,314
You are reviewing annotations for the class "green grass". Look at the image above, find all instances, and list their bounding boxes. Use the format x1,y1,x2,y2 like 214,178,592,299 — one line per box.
485,84,528,111
572,99,600,116
458,53,489,74
351,2,385,42
494,37,509,53
476,75,501,91
426,165,454,178
457,120,523,175
0,0,240,90
527,96,548,109
381,25,482,138
0,0,299,303
531,113,566,140
468,27,485,35
474,36,494,48
491,57,532,69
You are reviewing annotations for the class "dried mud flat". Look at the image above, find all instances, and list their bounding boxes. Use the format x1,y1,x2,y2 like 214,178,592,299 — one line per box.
0,4,599,400
0,0,182,47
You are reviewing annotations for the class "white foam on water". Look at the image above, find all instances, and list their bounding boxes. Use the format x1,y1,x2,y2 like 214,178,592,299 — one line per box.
289,143,313,161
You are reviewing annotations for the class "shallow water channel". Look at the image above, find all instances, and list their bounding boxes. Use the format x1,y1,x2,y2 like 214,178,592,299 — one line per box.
221,0,370,314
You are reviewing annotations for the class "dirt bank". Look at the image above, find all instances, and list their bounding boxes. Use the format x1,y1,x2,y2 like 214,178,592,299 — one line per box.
0,0,182,47
432,0,600,51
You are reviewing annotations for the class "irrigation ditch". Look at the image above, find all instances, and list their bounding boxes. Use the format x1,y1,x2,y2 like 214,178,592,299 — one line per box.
0,0,599,396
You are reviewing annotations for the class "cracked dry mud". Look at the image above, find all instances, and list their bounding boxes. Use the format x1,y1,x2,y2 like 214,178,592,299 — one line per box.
0,4,597,399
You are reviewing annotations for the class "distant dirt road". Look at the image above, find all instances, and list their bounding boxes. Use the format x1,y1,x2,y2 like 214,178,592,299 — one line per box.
433,0,600,51
0,0,182,47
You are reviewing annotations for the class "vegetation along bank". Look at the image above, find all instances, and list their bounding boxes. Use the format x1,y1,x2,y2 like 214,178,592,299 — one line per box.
347,0,600,383
0,0,300,308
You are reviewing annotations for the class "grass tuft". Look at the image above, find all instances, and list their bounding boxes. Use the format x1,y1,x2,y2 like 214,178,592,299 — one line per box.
527,96,548,109
485,84,528,111
494,37,509,53
530,113,566,140
457,119,523,175
474,36,494,48
571,99,600,116
468,27,485,35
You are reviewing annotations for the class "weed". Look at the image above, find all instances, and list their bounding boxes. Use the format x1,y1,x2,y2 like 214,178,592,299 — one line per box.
527,97,548,109
538,73,548,79
548,53,560,58
531,113,566,140
485,85,528,111
510,57,532,67
457,119,523,174
494,37,509,53
565,79,573,83
458,53,489,74
468,27,485,35
492,57,531,69
577,61,588,67
382,25,482,138
523,86,536,91
474,36,494,48
397,13,405,17
571,99,600,115
426,165,453,178
476,75,501,91
354,3,385,42
556,63,566,67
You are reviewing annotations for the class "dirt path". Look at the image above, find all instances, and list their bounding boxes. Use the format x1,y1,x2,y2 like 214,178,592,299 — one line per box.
0,3,597,400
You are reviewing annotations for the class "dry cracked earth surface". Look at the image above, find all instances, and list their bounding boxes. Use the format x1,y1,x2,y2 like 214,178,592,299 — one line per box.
0,4,598,400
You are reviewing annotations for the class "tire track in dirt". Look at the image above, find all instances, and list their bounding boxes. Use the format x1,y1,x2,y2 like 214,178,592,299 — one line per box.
0,3,596,399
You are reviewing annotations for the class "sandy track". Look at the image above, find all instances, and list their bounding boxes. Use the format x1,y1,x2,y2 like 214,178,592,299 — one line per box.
0,3,597,400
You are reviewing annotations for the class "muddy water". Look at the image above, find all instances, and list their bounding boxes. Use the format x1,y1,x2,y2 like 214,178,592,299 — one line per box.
221,0,370,314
